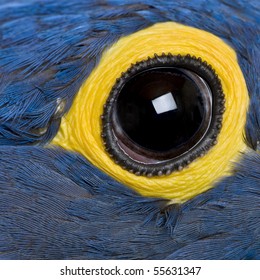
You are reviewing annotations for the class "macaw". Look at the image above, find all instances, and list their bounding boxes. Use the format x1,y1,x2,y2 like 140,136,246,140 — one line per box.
0,0,259,259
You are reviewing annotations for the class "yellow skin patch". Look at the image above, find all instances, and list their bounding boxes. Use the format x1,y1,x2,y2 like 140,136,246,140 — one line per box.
51,22,249,203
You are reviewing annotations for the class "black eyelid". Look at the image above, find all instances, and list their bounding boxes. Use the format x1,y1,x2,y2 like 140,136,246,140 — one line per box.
102,54,225,177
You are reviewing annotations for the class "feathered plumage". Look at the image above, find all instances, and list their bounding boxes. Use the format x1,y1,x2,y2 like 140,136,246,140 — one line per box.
0,0,259,259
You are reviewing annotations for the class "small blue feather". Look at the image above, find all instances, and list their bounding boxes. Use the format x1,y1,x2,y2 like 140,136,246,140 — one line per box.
0,0,259,259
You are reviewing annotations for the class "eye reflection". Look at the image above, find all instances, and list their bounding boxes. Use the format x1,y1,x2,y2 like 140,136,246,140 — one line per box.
102,54,224,176
115,67,212,157
151,92,177,115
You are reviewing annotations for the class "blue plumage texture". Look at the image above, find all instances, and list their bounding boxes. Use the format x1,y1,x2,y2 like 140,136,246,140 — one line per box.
0,0,259,259
0,146,259,259
1,0,259,147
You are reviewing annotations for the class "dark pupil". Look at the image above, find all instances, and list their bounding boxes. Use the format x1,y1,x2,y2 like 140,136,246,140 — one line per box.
114,68,211,160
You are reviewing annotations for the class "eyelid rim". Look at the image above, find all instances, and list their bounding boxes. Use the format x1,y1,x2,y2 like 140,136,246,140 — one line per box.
101,54,224,177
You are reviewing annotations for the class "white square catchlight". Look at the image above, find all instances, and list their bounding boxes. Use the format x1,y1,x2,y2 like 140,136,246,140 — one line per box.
152,92,177,114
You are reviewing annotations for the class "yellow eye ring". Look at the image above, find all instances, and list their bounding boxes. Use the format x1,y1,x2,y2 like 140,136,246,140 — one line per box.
52,22,249,203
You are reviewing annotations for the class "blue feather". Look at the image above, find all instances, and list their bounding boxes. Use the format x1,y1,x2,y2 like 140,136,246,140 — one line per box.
0,0,259,147
0,146,259,259
0,0,259,259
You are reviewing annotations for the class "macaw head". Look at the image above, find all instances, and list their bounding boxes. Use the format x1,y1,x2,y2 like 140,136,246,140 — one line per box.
0,0,259,259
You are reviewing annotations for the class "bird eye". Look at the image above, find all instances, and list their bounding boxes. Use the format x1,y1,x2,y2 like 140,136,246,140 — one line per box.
102,54,224,176
52,22,249,202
